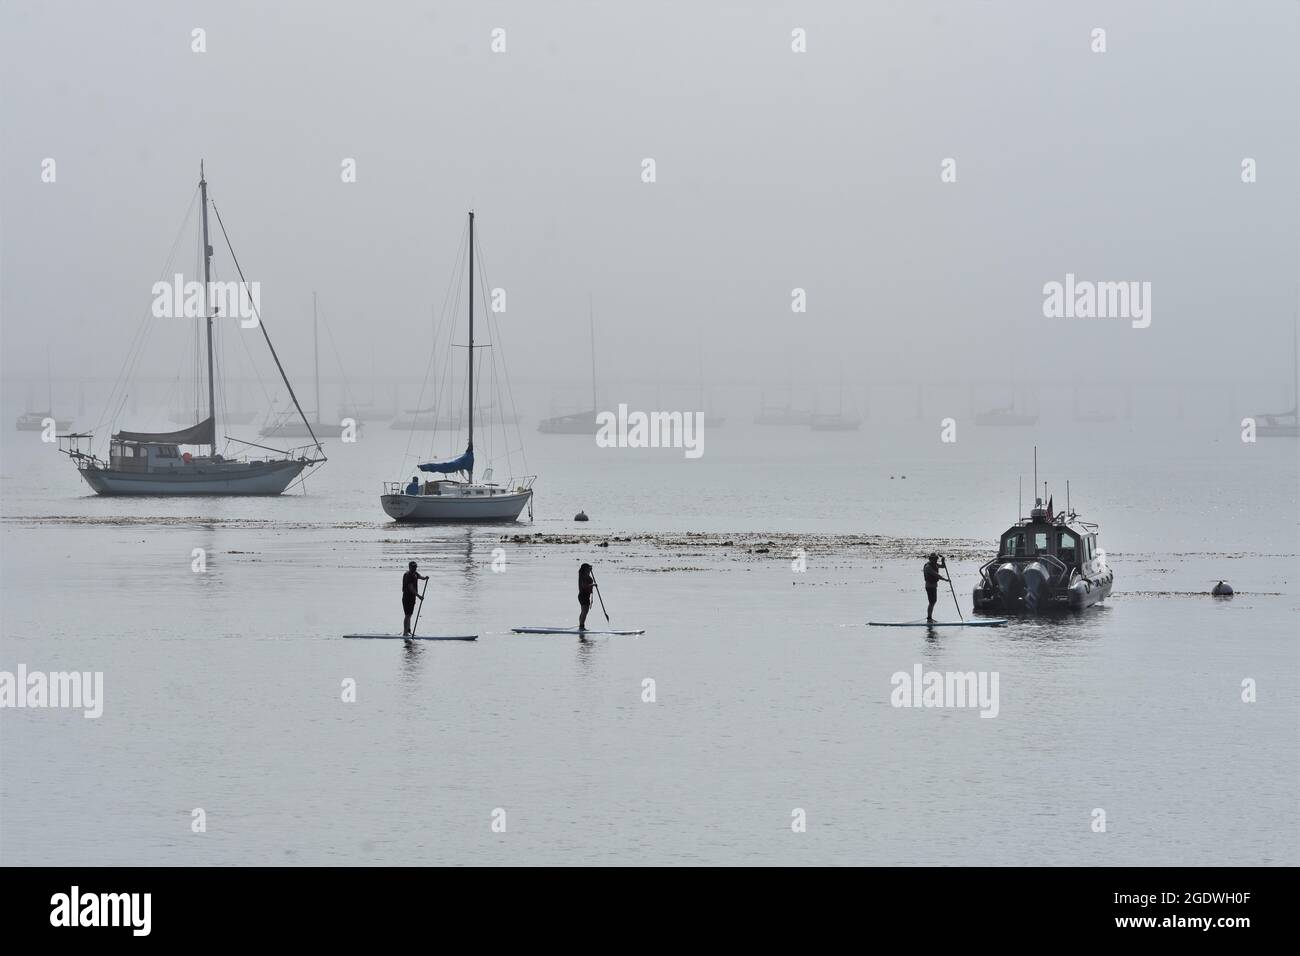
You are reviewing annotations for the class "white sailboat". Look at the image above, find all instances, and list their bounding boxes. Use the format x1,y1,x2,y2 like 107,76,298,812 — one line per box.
538,300,600,434
380,211,535,522
15,348,72,432
1253,323,1298,438
260,292,360,439
810,371,861,431
60,163,324,495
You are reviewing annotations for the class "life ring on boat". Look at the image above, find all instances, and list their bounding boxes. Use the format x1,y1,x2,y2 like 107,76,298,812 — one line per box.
182,452,192,463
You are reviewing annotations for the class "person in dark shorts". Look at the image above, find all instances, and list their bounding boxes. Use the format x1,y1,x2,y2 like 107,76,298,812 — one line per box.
402,561,428,636
923,553,949,623
578,563,595,630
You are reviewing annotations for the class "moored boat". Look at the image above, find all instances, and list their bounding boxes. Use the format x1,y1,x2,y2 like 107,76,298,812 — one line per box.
538,304,599,435
379,211,534,523
59,162,324,496
16,411,72,432
972,490,1113,613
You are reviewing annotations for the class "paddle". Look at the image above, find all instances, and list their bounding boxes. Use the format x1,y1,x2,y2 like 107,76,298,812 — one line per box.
592,574,610,623
941,556,963,622
410,578,429,637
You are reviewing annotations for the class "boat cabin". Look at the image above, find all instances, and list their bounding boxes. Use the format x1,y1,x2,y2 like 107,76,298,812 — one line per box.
106,440,211,473
999,521,1099,571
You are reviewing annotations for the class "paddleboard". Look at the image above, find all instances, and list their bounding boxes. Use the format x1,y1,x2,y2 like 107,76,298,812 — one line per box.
511,626,646,636
343,634,478,641
867,620,1007,628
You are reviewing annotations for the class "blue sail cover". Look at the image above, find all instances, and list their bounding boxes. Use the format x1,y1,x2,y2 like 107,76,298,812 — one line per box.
419,448,473,475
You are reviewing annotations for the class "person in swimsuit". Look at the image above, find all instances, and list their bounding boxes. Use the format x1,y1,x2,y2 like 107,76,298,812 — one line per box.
923,553,949,623
402,560,428,636
578,563,595,630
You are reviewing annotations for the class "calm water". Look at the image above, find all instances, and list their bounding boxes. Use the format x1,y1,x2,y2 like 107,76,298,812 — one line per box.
1,418,1296,865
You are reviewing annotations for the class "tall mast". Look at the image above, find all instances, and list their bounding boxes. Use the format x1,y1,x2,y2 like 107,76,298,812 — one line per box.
312,291,320,426
467,211,474,482
589,295,597,412
199,162,216,456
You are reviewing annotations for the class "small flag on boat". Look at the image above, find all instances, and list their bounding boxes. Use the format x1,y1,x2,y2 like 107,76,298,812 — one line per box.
1047,496,1054,520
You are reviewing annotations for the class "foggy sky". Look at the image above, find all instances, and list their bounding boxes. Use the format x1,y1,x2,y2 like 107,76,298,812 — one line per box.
2,0,1297,407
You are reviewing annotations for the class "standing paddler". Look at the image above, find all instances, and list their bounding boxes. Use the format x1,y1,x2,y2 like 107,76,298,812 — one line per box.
403,560,428,636
578,562,595,631
923,553,949,623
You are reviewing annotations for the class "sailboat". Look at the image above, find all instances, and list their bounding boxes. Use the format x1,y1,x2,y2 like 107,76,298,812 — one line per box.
342,343,393,422
60,163,324,495
15,348,73,432
1253,322,1298,438
260,292,359,439
698,346,725,428
380,211,535,522
810,372,861,431
538,301,600,434
975,388,1039,427
754,380,812,425
389,402,522,431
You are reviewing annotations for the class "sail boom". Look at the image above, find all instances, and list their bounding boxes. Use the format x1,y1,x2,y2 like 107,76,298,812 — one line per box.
418,448,474,475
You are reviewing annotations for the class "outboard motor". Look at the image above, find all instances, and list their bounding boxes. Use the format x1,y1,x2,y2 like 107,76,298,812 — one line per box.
994,562,1022,604
1022,560,1051,612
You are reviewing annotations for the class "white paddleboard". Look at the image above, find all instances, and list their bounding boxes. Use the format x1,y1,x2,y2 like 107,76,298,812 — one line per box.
511,626,646,636
867,620,1007,628
343,634,478,641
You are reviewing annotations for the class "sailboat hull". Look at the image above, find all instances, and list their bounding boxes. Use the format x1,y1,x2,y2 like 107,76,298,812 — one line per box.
78,459,308,495
537,411,599,434
380,490,532,522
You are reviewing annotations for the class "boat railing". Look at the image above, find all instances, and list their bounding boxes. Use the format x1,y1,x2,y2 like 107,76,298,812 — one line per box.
57,433,104,468
384,475,536,496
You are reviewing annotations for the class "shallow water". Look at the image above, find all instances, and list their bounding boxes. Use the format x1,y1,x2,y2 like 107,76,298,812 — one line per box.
1,421,1296,865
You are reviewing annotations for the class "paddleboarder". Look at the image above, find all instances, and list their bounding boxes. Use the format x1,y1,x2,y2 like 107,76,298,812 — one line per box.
402,561,428,636
923,553,949,623
578,563,595,630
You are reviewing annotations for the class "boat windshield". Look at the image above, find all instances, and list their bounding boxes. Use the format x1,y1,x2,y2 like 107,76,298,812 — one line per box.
1058,531,1077,564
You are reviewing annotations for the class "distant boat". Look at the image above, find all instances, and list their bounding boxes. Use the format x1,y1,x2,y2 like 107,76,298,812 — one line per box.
16,411,71,432
975,400,1039,427
1071,386,1118,424
810,412,861,431
698,343,725,429
754,407,812,426
380,211,535,522
389,408,439,431
342,344,394,421
1252,324,1298,437
260,293,361,440
810,373,860,431
537,408,599,434
16,348,72,432
171,402,256,426
754,386,812,426
390,405,522,431
60,163,324,495
538,301,599,435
